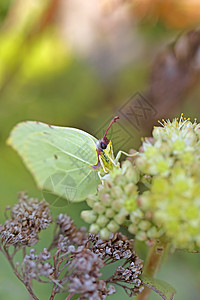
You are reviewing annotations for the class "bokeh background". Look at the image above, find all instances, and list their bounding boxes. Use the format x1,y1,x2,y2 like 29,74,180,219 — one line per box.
1,1,200,299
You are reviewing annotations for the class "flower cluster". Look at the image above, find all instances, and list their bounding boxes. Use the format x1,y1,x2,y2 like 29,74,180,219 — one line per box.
136,115,200,250
82,158,160,244
81,160,139,239
89,232,135,260
0,195,144,300
88,232,144,296
68,248,115,300
21,248,53,280
56,213,87,245
81,115,200,251
0,192,52,246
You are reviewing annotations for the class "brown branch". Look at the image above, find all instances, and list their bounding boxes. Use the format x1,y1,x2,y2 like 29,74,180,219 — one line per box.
2,246,39,300
136,240,168,300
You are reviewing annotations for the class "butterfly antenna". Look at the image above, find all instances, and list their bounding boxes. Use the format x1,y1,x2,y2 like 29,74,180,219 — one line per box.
103,116,120,140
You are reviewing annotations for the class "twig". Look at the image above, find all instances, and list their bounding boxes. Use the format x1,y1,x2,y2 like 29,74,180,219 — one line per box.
136,240,168,300
65,293,74,300
2,246,39,300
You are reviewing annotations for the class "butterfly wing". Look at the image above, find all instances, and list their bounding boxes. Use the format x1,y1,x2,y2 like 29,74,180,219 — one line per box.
7,121,100,201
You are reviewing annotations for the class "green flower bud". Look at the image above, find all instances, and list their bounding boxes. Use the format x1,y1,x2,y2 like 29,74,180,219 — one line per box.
99,192,112,207
152,178,168,194
180,152,194,165
114,212,126,225
93,202,106,214
125,167,139,183
107,220,119,232
110,167,122,179
115,175,128,187
152,126,164,139
124,197,137,212
121,160,133,172
130,209,144,222
86,194,98,208
155,159,170,174
105,208,115,218
135,156,148,173
128,223,137,234
147,226,160,239
173,139,185,152
111,186,123,198
111,199,124,212
184,130,197,145
139,220,151,231
185,206,199,219
173,178,189,194
165,220,179,235
89,223,100,234
100,228,111,240
81,210,97,224
96,215,109,227
124,183,137,196
136,231,147,241
145,145,157,158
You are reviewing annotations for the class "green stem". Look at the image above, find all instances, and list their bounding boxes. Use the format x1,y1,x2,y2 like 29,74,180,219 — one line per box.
136,240,168,300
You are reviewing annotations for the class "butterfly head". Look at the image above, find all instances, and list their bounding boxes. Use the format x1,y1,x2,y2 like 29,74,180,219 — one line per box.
92,116,119,173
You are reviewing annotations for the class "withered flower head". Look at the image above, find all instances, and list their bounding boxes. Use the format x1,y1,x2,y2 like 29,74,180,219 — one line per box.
1,202,144,300
56,213,87,245
88,232,144,296
0,193,52,246
89,232,135,260
68,248,115,300
22,248,54,280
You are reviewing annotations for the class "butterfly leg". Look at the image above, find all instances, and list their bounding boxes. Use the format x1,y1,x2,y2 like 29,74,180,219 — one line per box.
115,150,138,164
99,156,109,173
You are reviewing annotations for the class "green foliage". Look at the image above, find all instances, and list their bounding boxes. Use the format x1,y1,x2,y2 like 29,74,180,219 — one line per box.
141,275,176,300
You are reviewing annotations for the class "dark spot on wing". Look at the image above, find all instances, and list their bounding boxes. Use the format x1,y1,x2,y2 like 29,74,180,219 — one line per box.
48,124,53,128
54,154,58,159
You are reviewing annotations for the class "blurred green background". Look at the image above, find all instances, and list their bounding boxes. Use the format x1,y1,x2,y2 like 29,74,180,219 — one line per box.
1,1,200,299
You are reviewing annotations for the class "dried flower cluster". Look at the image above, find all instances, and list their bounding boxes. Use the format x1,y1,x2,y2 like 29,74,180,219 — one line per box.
0,194,144,300
0,192,52,246
88,233,144,296
68,248,114,300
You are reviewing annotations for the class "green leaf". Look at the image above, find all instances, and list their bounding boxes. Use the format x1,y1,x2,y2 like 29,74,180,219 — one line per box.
141,274,176,300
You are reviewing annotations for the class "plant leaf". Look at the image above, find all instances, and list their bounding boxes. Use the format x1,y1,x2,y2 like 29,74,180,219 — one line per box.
141,274,176,300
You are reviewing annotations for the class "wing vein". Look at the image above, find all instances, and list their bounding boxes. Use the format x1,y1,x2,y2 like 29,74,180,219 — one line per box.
37,140,91,165
77,169,93,188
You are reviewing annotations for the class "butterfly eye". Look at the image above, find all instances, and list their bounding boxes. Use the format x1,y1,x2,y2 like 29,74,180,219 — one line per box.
100,142,107,149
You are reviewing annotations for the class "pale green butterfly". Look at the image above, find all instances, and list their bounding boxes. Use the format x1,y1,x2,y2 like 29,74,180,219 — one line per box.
7,117,130,202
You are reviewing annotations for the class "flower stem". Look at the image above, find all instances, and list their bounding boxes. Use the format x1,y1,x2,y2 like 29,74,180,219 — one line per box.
65,293,74,300
136,240,168,300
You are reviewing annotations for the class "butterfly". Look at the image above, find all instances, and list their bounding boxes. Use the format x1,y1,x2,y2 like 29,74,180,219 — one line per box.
7,116,129,202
